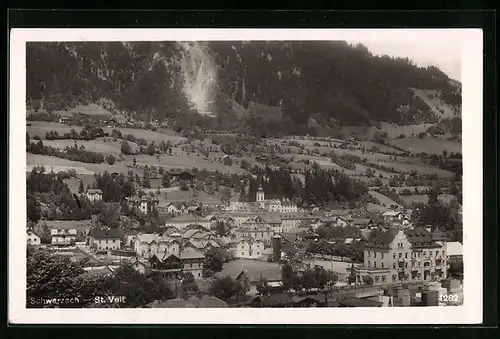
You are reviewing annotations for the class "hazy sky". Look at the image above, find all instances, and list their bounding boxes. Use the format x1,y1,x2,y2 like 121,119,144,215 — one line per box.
348,39,462,82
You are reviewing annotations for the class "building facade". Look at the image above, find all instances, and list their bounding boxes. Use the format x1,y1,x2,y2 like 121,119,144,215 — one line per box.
27,230,41,245
357,227,447,285
50,226,77,245
86,189,103,202
89,227,122,252
231,238,266,259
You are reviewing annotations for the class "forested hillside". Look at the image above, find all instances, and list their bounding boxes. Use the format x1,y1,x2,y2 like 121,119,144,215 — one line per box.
26,41,462,136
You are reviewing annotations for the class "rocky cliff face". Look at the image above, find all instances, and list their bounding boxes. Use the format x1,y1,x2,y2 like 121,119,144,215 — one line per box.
26,41,461,134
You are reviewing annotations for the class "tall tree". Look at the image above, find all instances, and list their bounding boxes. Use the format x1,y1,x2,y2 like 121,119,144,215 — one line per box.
78,180,85,194
208,276,245,300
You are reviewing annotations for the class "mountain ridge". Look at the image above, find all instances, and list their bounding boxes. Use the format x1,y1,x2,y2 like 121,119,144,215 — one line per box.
26,41,462,136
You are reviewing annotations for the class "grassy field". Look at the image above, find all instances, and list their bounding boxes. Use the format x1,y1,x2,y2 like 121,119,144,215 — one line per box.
354,163,394,178
368,191,402,208
357,141,406,154
389,137,461,155
340,122,434,140
38,138,135,156
26,153,128,174
124,154,249,174
410,88,459,120
366,203,387,213
27,121,83,138
52,103,113,117
400,194,457,206
391,186,432,194
27,120,186,144
102,127,187,143
367,160,455,178
64,175,97,193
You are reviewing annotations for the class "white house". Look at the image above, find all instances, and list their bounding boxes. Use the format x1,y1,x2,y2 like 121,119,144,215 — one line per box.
86,189,103,202
231,238,266,259
51,225,78,245
133,233,181,258
89,227,122,252
26,229,41,245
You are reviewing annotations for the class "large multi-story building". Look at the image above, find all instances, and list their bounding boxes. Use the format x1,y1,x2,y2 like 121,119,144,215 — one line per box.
257,186,298,213
230,237,266,260
232,224,274,246
356,227,447,285
89,227,123,252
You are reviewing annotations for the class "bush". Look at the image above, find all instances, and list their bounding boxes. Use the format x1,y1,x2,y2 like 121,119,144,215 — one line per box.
105,154,116,165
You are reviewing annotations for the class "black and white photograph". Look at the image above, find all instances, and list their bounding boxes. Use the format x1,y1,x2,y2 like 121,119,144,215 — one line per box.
9,29,483,324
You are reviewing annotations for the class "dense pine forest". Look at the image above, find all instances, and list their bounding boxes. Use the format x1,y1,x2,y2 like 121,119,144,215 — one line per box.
26,41,461,136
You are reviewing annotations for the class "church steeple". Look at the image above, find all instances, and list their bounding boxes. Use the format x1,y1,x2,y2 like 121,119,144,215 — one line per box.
256,185,265,202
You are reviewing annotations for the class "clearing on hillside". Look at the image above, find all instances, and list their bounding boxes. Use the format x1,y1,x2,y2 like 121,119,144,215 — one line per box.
52,103,114,117
27,121,83,137
389,137,462,155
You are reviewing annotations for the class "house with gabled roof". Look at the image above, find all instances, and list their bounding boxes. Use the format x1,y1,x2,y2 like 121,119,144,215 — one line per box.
50,223,78,245
89,227,123,252
27,229,42,246
230,237,266,260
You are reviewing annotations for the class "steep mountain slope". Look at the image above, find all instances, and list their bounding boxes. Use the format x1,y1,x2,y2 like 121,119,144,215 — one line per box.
26,41,462,136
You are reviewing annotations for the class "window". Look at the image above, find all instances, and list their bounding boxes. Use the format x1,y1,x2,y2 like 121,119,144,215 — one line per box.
418,262,421,267
399,253,402,258
381,253,384,259
368,261,371,267
382,276,386,282
241,252,244,256
373,252,377,259
393,253,396,259
375,276,380,283
405,253,408,259
392,275,397,282
198,273,201,277
393,263,396,269
374,262,377,268
381,263,384,268
257,252,260,255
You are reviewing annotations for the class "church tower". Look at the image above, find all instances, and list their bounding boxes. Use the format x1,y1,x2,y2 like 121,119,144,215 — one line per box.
256,186,265,203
